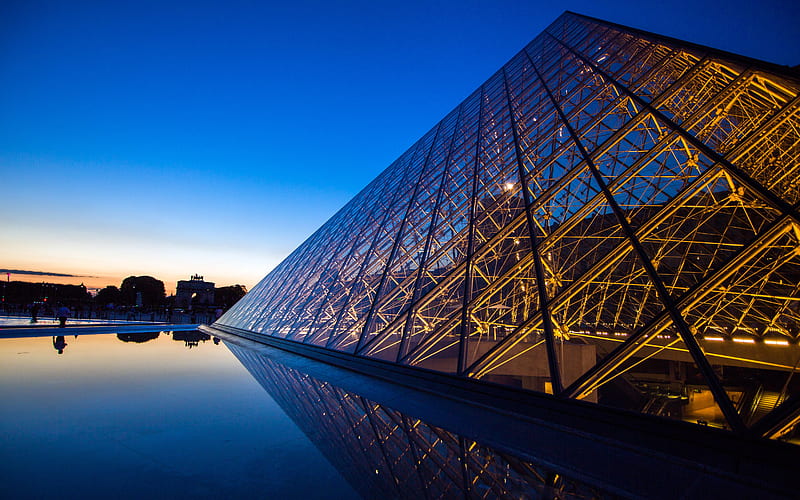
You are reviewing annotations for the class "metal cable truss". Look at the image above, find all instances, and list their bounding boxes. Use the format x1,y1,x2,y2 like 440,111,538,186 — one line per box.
216,12,800,441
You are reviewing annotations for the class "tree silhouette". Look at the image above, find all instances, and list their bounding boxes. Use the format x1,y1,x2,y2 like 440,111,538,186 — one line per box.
95,285,121,306
214,284,247,309
117,332,160,343
120,276,166,306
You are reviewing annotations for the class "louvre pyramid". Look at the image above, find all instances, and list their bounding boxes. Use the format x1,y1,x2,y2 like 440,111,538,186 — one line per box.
216,12,800,437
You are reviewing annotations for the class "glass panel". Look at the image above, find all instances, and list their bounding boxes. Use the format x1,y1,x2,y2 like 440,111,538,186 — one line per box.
683,225,800,432
585,321,729,428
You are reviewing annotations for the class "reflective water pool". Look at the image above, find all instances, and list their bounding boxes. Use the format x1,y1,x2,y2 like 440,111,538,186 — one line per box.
3,328,792,499
2,328,622,499
0,331,359,499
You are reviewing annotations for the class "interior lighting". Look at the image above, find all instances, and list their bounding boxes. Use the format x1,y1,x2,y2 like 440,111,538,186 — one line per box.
733,337,756,344
764,339,790,346
702,336,725,342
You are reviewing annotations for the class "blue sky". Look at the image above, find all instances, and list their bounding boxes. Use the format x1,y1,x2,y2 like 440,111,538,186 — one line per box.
1,0,798,292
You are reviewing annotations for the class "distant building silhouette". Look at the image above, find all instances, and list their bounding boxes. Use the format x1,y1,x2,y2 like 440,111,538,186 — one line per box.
175,275,215,309
172,330,211,348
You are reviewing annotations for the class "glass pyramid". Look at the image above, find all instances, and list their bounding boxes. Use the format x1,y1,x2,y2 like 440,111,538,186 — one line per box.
215,12,800,439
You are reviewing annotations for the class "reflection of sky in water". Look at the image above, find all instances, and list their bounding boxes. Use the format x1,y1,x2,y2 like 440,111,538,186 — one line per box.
0,333,358,499
227,343,616,499
10,329,753,498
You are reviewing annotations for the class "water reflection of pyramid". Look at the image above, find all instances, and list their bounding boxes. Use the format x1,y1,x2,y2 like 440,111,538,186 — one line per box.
215,12,800,438
227,343,610,499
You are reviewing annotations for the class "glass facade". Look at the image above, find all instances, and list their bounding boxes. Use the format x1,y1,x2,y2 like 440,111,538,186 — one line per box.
217,12,800,439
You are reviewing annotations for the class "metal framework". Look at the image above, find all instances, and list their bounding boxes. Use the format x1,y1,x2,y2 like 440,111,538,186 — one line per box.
218,12,800,439
228,343,607,499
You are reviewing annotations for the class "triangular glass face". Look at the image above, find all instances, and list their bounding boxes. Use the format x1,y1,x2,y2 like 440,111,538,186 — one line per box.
462,223,541,373
569,221,800,431
582,322,732,429
468,248,667,398
680,225,800,429
685,72,793,157
401,273,465,366
356,124,455,351
361,321,403,362
405,319,461,374
282,208,385,342
734,106,800,207
639,168,781,301
214,12,800,440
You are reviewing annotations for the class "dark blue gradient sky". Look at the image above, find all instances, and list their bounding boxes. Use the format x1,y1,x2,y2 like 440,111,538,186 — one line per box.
1,0,798,291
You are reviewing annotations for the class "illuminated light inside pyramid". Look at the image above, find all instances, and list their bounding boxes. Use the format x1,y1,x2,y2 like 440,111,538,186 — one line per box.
217,12,800,438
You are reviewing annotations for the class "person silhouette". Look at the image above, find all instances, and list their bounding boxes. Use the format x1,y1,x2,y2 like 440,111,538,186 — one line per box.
57,304,70,327
30,303,39,323
52,336,67,354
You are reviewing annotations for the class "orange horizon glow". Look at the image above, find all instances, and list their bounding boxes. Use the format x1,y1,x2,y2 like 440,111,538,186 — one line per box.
1,225,284,297
1,270,258,296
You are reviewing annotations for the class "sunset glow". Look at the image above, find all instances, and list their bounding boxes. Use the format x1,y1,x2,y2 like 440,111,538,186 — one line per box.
2,0,797,295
